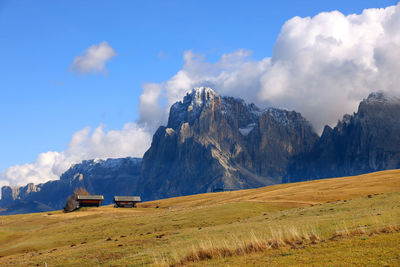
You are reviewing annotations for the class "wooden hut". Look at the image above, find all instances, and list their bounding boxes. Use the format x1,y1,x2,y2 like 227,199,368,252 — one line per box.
212,188,237,192
113,196,141,208
76,195,104,207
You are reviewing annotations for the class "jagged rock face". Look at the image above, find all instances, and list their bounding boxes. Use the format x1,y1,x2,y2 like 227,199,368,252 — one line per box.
0,183,39,206
286,92,400,182
0,158,142,212
244,109,318,178
0,186,21,204
140,87,318,200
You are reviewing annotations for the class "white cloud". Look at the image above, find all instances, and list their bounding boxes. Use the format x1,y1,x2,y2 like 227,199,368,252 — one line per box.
137,3,400,133
69,41,117,74
137,83,165,132
0,123,152,189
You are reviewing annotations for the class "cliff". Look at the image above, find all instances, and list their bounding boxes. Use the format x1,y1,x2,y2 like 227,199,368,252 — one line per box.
139,87,318,200
286,92,400,182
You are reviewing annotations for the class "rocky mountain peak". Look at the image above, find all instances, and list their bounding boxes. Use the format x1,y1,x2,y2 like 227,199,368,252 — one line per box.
184,87,218,108
168,87,220,129
357,91,400,120
363,91,389,104
361,91,400,106
1,185,21,203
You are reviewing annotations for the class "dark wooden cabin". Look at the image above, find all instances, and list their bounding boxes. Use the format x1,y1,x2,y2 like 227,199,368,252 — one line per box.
212,188,237,192
113,196,141,208
76,195,104,207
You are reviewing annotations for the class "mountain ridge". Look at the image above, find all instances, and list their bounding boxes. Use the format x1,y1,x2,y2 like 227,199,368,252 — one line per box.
285,91,400,182
2,88,400,214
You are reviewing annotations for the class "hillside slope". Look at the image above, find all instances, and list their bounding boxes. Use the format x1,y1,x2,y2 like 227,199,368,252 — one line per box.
141,168,400,209
0,169,399,266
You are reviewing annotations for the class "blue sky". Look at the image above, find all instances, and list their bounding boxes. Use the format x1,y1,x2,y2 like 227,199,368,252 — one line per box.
0,0,398,174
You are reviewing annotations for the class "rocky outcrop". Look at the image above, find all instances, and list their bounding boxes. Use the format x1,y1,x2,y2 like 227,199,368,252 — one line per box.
139,87,318,200
286,92,400,182
0,183,39,207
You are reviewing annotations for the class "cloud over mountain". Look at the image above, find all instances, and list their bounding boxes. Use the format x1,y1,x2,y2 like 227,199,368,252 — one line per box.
137,3,400,133
0,124,151,189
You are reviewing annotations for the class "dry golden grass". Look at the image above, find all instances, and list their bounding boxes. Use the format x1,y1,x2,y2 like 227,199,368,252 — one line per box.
141,169,400,210
171,224,400,266
0,169,399,266
188,232,400,267
171,229,320,266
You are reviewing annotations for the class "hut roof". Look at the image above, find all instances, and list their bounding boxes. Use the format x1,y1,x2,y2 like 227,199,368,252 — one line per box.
76,195,104,200
113,196,141,202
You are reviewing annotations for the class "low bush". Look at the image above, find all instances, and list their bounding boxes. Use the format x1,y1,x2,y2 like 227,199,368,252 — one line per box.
63,187,89,212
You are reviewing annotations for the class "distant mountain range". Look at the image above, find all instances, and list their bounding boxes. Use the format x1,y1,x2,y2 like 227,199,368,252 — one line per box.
0,158,142,214
1,88,400,215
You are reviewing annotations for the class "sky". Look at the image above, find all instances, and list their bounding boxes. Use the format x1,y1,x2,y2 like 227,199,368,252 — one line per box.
0,0,399,188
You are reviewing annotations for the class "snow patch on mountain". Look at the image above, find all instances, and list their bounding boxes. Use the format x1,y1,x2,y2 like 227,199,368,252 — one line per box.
364,92,400,105
60,157,142,180
239,123,256,136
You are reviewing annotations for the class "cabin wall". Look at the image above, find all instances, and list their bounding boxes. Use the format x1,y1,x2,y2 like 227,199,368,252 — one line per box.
114,201,137,208
78,200,102,207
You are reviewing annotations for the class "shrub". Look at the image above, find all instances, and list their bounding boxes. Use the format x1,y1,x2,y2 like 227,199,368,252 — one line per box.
63,187,90,212
63,195,78,212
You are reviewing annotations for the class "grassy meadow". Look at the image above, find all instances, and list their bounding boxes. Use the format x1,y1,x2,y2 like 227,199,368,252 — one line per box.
0,169,399,266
